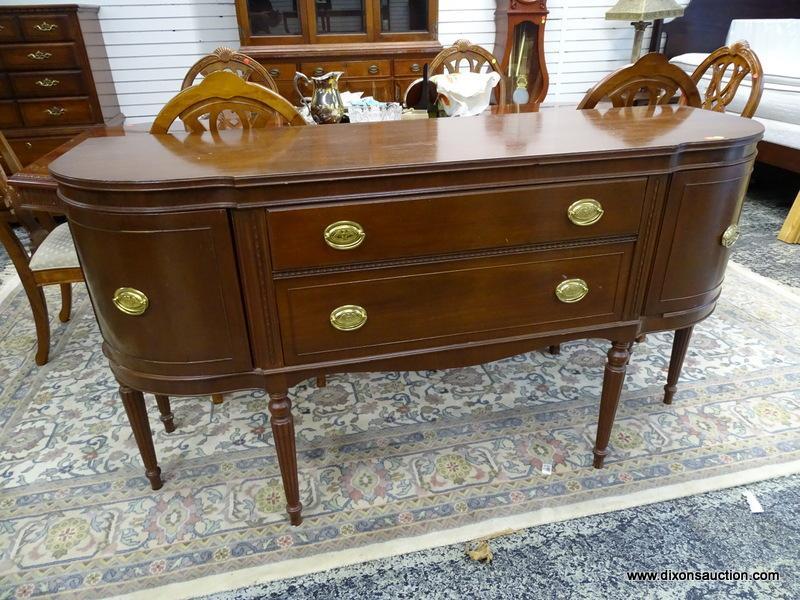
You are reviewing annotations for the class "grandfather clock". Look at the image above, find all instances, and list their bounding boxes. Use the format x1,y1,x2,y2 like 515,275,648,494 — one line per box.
494,0,549,105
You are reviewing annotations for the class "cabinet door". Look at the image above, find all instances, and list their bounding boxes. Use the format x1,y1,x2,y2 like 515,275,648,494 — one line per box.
646,162,752,316
69,209,252,377
340,77,394,102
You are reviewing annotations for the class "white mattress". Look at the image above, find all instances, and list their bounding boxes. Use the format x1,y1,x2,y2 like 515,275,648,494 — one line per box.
671,53,800,127
753,116,800,151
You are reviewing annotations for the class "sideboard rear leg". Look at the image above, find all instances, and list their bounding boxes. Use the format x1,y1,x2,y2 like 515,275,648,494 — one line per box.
154,394,176,433
119,385,163,490
269,389,303,526
593,341,633,469
663,326,694,405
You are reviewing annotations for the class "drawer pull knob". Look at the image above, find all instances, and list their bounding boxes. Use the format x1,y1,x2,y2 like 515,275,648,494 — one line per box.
45,106,65,116
35,22,58,32
721,224,740,248
36,78,60,87
113,287,149,316
567,199,604,226
368,64,379,75
28,50,52,60
324,220,365,250
313,67,325,77
555,278,589,304
410,63,421,73
268,67,280,77
330,305,367,331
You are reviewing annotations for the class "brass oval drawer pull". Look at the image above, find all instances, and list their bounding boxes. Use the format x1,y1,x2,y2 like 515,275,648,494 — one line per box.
567,199,604,226
313,67,325,77
368,64,379,75
28,50,52,60
113,287,149,316
410,63,421,73
36,78,60,87
268,67,280,77
35,21,58,32
721,224,740,248
324,220,365,250
330,305,367,331
555,278,589,303
45,106,65,116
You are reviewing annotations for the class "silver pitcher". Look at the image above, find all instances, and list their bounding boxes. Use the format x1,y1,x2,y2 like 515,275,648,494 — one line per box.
294,70,346,124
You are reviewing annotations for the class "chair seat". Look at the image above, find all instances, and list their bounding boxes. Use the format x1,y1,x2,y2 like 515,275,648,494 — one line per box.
29,222,80,272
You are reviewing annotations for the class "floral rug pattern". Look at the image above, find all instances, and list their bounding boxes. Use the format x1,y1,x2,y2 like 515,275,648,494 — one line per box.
0,263,799,599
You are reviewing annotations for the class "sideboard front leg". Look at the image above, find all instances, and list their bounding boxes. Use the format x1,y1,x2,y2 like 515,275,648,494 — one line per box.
119,385,163,490
593,341,633,469
663,326,694,405
154,394,176,433
268,390,303,526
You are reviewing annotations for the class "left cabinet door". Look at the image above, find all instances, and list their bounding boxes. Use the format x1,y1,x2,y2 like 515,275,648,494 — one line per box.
69,208,252,377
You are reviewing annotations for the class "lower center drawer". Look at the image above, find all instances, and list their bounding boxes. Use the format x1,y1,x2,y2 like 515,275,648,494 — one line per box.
276,242,634,363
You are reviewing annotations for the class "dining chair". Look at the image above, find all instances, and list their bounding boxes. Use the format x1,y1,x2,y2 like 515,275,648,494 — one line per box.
405,39,507,107
685,40,764,118
181,46,279,91
0,133,81,366
577,52,702,109
151,70,306,134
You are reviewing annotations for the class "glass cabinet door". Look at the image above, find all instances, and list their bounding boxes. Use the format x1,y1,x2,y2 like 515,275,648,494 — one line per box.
313,0,366,34
380,0,428,32
246,0,303,36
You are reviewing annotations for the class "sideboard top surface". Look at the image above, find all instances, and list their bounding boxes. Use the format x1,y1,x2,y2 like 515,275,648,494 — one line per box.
49,106,763,189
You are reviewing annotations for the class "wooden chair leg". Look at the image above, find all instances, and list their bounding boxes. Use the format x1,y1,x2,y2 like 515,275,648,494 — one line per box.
316,374,327,387
119,385,163,490
548,344,561,355
27,285,50,366
663,326,694,405
154,394,176,433
593,341,632,469
211,394,225,405
58,283,72,323
777,190,800,244
268,388,303,526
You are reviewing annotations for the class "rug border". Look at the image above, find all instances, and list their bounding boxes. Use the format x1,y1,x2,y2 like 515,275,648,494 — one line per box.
109,458,800,600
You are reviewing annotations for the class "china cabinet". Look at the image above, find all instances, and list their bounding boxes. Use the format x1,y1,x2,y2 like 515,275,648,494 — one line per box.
235,0,442,102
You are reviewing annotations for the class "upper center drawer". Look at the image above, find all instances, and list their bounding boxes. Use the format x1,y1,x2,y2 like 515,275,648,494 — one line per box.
300,60,391,78
267,178,648,271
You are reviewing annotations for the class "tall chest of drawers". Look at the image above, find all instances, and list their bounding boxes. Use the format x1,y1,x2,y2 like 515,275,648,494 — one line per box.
0,4,121,171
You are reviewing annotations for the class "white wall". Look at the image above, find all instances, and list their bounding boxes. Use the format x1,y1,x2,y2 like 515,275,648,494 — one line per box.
18,0,690,123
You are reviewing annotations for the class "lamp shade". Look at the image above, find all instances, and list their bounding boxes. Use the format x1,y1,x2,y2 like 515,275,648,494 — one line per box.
605,0,684,21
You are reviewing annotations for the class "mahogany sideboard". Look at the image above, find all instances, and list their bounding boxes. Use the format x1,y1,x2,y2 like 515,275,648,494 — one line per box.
47,106,763,526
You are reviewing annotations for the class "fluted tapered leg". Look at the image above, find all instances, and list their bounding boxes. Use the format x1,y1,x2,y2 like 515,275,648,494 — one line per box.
593,341,633,469
154,394,176,433
316,375,327,388
663,326,694,405
211,394,225,405
120,385,163,490
58,284,72,323
269,390,303,525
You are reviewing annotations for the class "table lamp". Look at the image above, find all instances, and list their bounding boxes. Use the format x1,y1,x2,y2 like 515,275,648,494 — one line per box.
606,0,684,63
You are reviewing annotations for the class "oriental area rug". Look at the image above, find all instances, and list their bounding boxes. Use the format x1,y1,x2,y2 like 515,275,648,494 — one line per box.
1,262,799,599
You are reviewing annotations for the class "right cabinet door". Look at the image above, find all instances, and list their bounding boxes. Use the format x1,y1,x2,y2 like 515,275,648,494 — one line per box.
646,162,752,316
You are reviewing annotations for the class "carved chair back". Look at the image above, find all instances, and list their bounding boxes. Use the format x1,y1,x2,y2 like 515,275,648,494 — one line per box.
577,53,702,109
181,46,278,92
151,70,307,134
429,39,507,104
687,40,764,118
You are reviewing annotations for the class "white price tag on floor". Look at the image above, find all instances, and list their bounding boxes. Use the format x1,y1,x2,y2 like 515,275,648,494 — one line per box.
541,463,552,476
742,490,764,513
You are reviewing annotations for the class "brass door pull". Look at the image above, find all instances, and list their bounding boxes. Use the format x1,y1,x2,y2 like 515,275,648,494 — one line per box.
368,64,379,75
113,287,149,316
324,220,365,250
269,68,280,77
36,78,60,87
45,106,65,116
410,63,421,73
35,22,58,31
555,279,589,303
721,224,740,248
567,199,604,226
28,51,52,60
330,305,367,331
313,67,325,77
